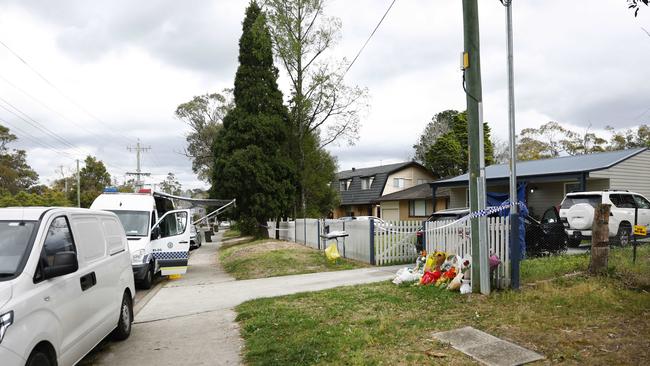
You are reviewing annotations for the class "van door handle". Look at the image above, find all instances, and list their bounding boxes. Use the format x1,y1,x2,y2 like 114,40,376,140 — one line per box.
80,272,97,291
179,241,189,244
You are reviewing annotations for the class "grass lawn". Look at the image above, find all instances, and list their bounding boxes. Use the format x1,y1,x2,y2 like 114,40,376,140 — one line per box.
219,239,368,280
236,246,650,365
222,228,241,239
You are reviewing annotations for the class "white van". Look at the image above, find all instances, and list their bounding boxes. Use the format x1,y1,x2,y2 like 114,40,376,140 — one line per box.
0,207,135,366
90,189,191,288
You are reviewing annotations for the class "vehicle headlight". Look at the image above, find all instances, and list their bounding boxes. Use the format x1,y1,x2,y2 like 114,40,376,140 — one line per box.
0,311,13,343
132,249,146,263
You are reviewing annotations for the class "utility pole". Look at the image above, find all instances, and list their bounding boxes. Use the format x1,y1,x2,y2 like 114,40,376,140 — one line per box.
126,139,151,191
57,165,68,193
76,159,81,207
502,0,521,289
462,0,489,294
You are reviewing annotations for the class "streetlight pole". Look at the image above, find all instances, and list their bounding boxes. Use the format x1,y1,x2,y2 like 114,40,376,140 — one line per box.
503,0,520,289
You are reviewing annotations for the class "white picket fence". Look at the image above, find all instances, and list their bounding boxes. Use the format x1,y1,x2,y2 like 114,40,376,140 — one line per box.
374,221,421,266
266,216,511,288
425,216,511,288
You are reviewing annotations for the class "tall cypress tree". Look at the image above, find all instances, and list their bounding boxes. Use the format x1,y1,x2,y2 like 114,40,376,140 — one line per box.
212,2,295,236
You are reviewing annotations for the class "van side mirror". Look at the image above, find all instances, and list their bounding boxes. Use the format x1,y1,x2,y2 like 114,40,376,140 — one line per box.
151,226,161,240
43,251,78,280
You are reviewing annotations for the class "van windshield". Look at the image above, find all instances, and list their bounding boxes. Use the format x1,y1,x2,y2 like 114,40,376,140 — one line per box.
0,221,37,278
561,194,602,209
109,210,150,237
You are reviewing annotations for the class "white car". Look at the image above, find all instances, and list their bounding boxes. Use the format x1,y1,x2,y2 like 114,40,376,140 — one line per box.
0,207,135,366
559,190,650,246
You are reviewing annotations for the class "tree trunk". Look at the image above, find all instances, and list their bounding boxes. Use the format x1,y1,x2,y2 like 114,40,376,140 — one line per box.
589,203,610,275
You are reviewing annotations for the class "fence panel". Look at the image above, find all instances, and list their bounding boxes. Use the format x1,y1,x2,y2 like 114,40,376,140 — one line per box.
266,221,296,241
425,217,510,289
332,220,371,262
374,220,420,266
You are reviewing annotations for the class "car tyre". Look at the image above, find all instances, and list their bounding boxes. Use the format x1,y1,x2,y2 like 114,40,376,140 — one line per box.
26,349,52,366
138,264,153,289
112,292,133,341
567,237,582,248
614,223,632,247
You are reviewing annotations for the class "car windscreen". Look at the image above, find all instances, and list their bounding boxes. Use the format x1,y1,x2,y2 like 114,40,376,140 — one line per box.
560,194,602,209
109,210,150,237
0,221,37,278
429,214,463,222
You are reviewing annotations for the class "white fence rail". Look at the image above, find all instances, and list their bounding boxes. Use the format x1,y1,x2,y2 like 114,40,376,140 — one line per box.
266,216,511,288
374,221,421,266
425,216,510,289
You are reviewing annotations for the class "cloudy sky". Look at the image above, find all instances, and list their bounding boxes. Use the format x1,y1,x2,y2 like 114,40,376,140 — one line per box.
0,0,648,190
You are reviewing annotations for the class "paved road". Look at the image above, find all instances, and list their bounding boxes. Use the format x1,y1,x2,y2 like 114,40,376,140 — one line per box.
81,232,402,365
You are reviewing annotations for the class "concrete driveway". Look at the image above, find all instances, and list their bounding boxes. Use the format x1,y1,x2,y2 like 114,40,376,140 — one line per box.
82,233,401,365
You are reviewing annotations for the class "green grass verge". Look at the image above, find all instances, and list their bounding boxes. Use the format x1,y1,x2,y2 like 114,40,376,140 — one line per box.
222,229,241,239
236,246,650,365
219,239,368,280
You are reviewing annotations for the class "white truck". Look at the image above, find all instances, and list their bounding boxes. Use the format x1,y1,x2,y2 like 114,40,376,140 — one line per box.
559,190,650,246
90,188,191,289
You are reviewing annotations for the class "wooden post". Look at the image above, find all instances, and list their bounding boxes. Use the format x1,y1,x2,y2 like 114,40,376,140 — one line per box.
589,203,610,274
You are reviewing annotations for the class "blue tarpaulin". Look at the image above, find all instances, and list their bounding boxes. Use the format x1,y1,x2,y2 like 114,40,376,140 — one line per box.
486,183,527,259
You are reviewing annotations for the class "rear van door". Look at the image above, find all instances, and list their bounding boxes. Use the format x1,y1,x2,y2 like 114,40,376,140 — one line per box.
150,209,191,275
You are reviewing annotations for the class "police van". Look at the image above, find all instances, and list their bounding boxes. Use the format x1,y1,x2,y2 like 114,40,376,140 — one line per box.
90,189,191,289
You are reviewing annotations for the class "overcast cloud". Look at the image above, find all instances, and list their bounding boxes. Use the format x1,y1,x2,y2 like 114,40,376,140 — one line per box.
0,0,648,190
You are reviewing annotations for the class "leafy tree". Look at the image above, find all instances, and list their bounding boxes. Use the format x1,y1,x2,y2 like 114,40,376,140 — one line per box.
0,188,71,208
66,156,111,207
516,122,610,160
420,110,494,178
628,0,648,16
176,90,234,183
491,137,510,164
425,134,465,178
302,133,338,217
159,172,182,195
607,124,650,150
212,2,296,237
0,124,38,195
264,0,367,216
413,110,456,163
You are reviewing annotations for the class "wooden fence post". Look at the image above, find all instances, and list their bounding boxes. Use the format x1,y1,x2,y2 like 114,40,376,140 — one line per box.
590,203,610,274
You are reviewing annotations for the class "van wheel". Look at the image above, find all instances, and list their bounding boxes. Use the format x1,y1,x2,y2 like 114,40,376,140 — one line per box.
567,238,582,248
138,265,153,289
26,349,52,366
112,292,133,341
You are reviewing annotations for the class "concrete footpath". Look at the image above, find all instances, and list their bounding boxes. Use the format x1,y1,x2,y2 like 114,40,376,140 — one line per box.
84,233,402,365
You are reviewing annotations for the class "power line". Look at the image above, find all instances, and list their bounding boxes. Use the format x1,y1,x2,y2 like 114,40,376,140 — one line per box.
339,0,398,82
0,73,108,146
0,38,137,144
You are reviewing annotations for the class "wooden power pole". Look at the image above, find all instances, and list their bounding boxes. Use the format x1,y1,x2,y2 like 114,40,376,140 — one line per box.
590,203,610,274
462,0,489,294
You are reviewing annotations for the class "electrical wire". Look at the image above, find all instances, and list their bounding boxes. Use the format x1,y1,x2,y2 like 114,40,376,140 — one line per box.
339,0,398,82
0,38,138,144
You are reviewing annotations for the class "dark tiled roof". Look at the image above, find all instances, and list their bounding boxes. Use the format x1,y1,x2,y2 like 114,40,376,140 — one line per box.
335,161,426,205
432,148,648,186
376,183,432,201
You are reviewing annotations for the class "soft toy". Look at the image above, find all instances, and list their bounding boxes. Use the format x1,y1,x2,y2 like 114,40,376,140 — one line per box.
433,251,446,270
423,254,436,272
420,270,436,285
447,271,464,291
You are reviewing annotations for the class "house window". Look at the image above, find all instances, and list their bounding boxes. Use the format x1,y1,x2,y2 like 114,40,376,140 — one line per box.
564,182,581,195
339,179,351,191
409,200,427,216
393,178,405,188
417,179,427,185
361,176,374,190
